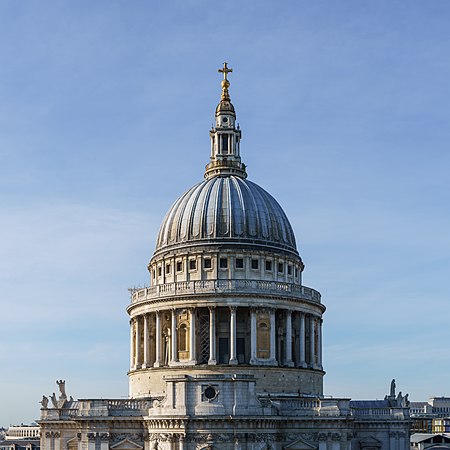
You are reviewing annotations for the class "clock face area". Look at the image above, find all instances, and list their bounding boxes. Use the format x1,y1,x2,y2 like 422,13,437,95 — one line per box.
220,116,234,127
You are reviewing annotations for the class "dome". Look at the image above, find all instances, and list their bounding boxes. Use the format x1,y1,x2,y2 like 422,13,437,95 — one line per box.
155,175,298,256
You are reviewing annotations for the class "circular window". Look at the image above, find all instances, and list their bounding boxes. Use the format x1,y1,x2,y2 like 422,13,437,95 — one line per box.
204,386,217,400
222,117,228,123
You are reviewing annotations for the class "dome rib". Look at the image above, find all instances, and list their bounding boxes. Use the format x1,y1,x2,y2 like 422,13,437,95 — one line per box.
154,175,298,256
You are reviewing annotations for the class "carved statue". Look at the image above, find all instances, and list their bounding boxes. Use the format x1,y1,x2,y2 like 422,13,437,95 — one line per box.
56,380,67,399
390,379,396,397
40,395,49,409
402,394,410,407
50,393,58,408
396,391,403,407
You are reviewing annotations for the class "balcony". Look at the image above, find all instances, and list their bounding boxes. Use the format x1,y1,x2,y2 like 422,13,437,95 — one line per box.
130,279,321,304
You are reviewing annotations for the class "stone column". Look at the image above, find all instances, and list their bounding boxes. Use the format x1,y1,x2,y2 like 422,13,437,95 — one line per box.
285,310,294,366
130,319,135,370
154,312,161,367
208,306,217,365
143,314,149,368
171,309,178,363
53,433,60,450
317,318,323,369
229,306,238,365
310,315,316,368
179,436,185,450
87,434,96,450
270,308,277,364
99,434,109,450
135,317,141,369
299,312,306,367
250,308,257,364
189,308,196,363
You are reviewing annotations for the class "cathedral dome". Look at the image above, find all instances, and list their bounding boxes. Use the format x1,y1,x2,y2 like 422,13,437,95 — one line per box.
155,175,298,256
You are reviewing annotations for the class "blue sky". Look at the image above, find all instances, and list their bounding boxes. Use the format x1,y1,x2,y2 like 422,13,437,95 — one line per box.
1,0,450,426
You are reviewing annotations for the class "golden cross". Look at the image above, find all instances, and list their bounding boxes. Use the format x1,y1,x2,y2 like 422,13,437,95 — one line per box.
218,62,233,81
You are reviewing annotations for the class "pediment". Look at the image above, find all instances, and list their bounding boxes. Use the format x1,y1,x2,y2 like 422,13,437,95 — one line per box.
359,437,382,449
110,439,143,450
284,437,318,450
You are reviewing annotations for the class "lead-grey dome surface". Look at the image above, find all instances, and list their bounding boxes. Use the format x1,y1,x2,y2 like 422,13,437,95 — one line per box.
155,175,298,256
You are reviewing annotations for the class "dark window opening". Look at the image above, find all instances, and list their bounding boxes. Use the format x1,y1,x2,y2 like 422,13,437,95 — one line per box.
278,262,284,273
220,257,228,269
204,258,212,269
265,260,272,271
221,134,228,153
189,260,197,270
235,258,244,269
251,259,259,270
176,261,182,272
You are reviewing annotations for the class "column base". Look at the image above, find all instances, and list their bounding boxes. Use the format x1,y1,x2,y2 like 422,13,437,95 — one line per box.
208,359,217,365
153,361,161,368
229,358,238,365
299,362,307,368
286,360,294,367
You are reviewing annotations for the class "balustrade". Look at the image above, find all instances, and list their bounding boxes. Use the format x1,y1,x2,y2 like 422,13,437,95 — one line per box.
130,280,321,304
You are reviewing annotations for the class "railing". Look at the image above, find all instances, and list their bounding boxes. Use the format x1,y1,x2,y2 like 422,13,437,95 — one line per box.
130,280,321,304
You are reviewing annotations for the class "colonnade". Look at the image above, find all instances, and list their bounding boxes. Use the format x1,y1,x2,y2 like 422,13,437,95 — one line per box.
130,307,322,371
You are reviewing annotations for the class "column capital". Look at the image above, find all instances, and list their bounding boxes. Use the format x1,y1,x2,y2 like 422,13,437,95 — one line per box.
208,305,216,312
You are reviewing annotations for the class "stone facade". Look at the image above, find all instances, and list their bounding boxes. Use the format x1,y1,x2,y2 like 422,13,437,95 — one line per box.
38,64,410,450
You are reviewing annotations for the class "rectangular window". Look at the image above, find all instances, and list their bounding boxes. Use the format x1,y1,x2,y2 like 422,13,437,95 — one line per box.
189,259,197,270
176,261,182,272
295,267,298,277
265,260,272,271
204,258,212,269
166,264,171,274
251,259,259,270
278,262,284,273
158,267,162,277
235,258,244,269
219,257,228,269
221,134,228,153
287,265,292,275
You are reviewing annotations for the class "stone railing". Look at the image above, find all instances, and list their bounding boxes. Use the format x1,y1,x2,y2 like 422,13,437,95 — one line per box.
69,399,153,418
130,280,321,304
351,407,409,419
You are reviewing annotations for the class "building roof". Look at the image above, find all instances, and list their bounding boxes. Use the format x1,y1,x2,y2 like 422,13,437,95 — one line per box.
154,175,299,257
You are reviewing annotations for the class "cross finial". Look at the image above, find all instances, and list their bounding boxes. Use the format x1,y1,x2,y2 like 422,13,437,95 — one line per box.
218,62,233,101
218,62,233,81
